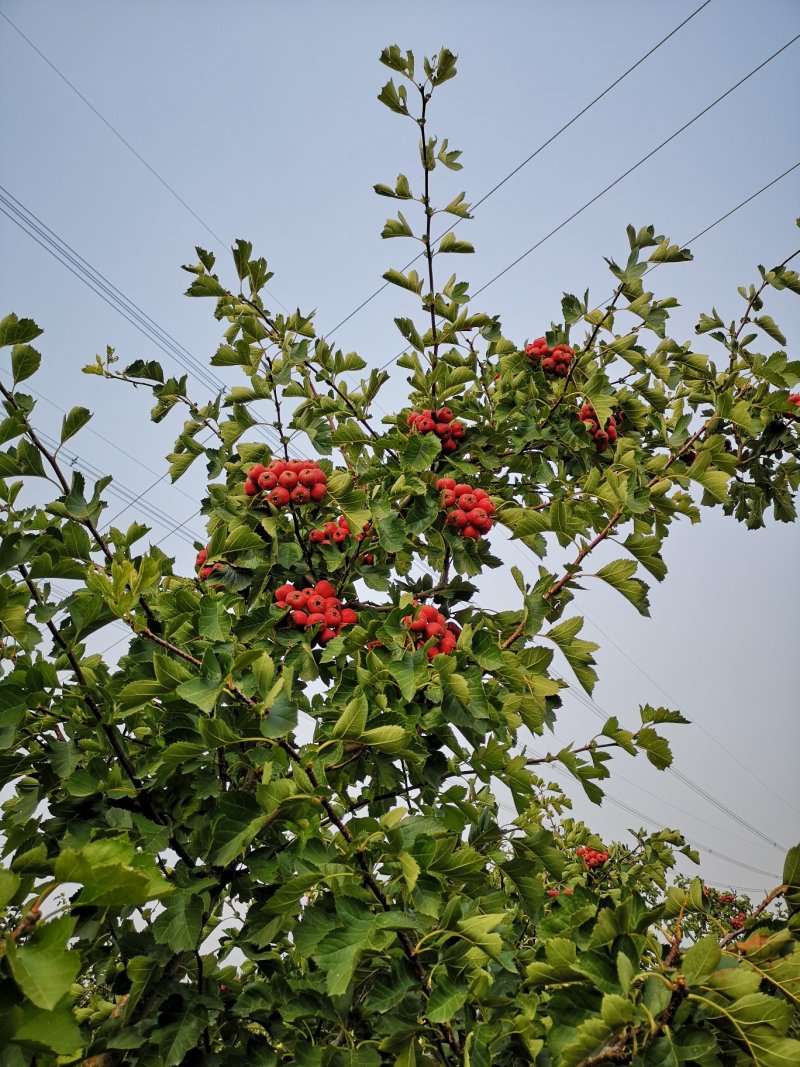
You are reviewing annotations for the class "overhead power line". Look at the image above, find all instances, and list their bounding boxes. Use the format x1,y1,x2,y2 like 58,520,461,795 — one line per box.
470,32,800,300
326,0,713,337
0,8,289,312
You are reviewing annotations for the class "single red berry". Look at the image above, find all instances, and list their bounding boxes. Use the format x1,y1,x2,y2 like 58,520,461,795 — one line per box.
248,464,267,481
424,622,445,640
290,610,309,626
195,547,208,569
319,627,339,643
275,583,294,603
467,507,488,526
268,486,290,508
462,525,480,540
340,608,358,626
443,489,457,507
278,470,298,490
298,467,320,489
417,416,436,433
258,471,278,491
309,529,325,543
436,407,454,423
409,615,427,633
407,412,421,426
437,477,456,491
243,479,259,496
361,553,375,565
547,889,559,898
337,516,350,529
315,580,337,599
446,510,468,528
306,595,326,613
442,438,457,452
450,423,466,440
434,422,452,438
310,482,327,501
291,485,311,505
458,493,478,511
332,529,348,544
285,590,307,609
306,612,326,627
453,484,472,497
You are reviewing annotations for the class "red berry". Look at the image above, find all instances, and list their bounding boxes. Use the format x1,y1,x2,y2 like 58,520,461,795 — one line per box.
409,615,427,633
417,416,435,433
453,484,472,497
298,467,320,488
434,422,452,438
361,553,375,565
248,464,267,481
450,423,466,440
332,529,348,544
436,407,454,423
275,583,294,602
340,608,358,626
315,580,337,599
195,548,208,569
243,479,259,496
310,482,327,502
258,471,278,491
547,889,559,898
306,612,325,627
306,595,326,613
290,610,308,626
563,888,574,896
424,622,445,640
437,477,457,490
310,529,325,543
443,489,457,507
442,439,457,452
291,486,311,505
462,524,480,540
446,510,468,528
268,486,290,508
285,590,307,609
319,627,339,643
407,412,421,426
467,507,488,526
278,470,298,490
458,493,478,511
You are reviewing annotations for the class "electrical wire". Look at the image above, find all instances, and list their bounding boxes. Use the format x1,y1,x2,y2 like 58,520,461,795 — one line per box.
326,0,713,337
0,8,289,311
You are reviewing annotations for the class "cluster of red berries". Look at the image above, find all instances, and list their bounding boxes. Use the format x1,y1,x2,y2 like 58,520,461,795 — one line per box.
438,478,495,540
577,845,608,869
546,887,574,898
195,546,225,582
406,407,466,453
309,516,353,547
243,459,328,509
402,603,461,659
578,404,619,454
525,338,575,378
730,912,747,930
274,580,358,644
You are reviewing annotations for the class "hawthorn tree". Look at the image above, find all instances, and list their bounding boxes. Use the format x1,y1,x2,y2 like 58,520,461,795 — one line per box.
1,45,800,1067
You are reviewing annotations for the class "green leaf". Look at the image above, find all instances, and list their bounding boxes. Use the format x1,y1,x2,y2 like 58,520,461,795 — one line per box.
175,675,224,714
593,560,650,616
157,1004,209,1066
59,406,91,444
381,212,414,239
754,315,787,346
9,1000,83,1056
331,693,368,740
682,934,721,985
471,630,505,671
10,345,41,384
54,838,173,905
689,466,730,503
260,693,298,738
361,725,409,754
152,892,206,953
635,727,673,770
207,791,268,866
426,974,468,1023
0,868,20,907
402,432,441,472
0,314,43,348
6,921,81,1010
438,232,474,254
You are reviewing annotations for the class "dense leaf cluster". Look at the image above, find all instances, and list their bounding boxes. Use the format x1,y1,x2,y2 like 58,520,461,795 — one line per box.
1,45,799,1066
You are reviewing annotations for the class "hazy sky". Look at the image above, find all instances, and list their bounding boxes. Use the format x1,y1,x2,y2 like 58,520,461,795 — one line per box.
1,0,798,893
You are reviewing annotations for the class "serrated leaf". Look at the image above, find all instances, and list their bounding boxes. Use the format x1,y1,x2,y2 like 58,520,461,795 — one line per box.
402,432,441,472
331,693,368,740
59,406,91,444
593,560,650,616
682,934,721,985
11,344,41,384
426,974,468,1023
5,922,81,1010
754,315,787,346
0,314,43,348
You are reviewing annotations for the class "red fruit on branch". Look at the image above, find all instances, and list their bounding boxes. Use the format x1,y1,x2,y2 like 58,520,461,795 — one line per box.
291,486,311,504
258,471,278,491
243,479,259,496
405,407,466,451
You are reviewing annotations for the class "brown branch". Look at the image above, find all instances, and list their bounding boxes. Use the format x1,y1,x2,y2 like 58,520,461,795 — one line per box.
17,568,194,867
719,884,787,948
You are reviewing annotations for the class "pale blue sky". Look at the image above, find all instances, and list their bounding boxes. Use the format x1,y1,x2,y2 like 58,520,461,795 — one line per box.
1,0,798,891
